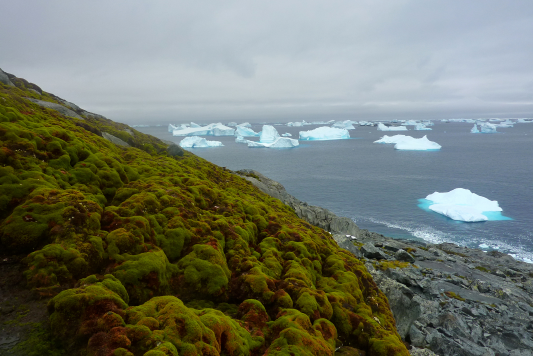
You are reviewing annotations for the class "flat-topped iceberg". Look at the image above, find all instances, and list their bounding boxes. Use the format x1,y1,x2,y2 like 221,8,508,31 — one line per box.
423,188,505,222
374,135,441,150
248,137,299,148
235,126,260,137
299,126,350,140
179,136,223,148
172,123,235,137
377,123,408,131
260,125,280,143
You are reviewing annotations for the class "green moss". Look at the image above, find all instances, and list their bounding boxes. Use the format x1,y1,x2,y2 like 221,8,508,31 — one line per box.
444,291,466,301
475,265,490,273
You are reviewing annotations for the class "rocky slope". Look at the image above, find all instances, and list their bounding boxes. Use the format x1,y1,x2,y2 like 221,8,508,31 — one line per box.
0,69,408,355
239,169,533,356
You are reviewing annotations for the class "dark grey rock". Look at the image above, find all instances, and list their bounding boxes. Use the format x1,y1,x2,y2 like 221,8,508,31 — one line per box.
360,242,388,260
395,249,416,263
0,68,14,87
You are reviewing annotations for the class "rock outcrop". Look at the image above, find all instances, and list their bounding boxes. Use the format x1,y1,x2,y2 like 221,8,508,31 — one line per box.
248,173,533,356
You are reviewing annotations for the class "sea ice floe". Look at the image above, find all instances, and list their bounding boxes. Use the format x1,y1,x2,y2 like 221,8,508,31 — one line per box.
172,123,235,136
423,188,505,222
299,126,350,140
247,137,299,148
179,136,223,148
377,123,408,131
235,126,260,137
374,135,441,150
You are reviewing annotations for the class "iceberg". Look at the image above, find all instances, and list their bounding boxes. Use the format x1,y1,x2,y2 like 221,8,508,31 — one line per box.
374,135,441,150
281,133,292,137
299,126,350,140
377,123,408,131
414,123,432,131
190,122,201,128
179,136,223,148
235,135,248,144
403,120,418,126
235,126,260,137
332,120,356,130
248,137,299,148
172,123,235,137
517,118,533,123
479,123,498,134
423,188,504,222
470,124,480,133
237,122,252,128
259,125,280,143
227,122,238,127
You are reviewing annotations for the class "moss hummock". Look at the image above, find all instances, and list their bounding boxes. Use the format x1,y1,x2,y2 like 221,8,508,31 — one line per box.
0,75,409,356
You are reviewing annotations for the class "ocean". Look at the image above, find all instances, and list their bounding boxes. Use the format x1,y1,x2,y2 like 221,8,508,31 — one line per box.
137,122,533,263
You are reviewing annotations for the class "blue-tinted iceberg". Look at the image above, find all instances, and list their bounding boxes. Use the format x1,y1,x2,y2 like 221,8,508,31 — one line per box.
179,136,223,148
172,123,235,137
235,126,260,137
238,122,252,128
260,125,280,143
299,126,350,140
423,188,504,222
470,124,480,133
248,137,299,148
374,135,441,150
377,123,408,131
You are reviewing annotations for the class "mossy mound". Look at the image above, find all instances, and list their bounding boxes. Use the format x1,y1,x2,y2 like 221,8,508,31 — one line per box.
1,74,409,355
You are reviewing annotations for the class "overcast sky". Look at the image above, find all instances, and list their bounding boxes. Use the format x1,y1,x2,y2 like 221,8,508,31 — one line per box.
1,1,532,124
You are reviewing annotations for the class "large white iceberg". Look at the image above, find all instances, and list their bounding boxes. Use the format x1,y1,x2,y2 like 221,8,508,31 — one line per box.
374,135,441,150
377,123,408,131
470,124,480,133
414,123,432,131
299,126,350,140
248,137,299,148
259,125,280,143
179,136,223,148
424,188,502,222
172,123,235,137
235,126,260,137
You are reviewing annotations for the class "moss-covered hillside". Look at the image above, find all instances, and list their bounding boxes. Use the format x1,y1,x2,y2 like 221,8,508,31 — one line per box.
0,72,409,356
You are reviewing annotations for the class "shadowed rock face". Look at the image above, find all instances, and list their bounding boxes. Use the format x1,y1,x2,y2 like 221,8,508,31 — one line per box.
0,72,409,356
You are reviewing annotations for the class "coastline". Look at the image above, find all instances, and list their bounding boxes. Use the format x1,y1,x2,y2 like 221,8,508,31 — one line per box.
237,169,533,356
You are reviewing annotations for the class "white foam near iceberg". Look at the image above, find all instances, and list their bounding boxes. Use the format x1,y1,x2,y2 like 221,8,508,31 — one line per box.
247,137,299,148
377,123,408,131
424,188,502,222
374,135,441,150
179,136,223,148
299,126,350,140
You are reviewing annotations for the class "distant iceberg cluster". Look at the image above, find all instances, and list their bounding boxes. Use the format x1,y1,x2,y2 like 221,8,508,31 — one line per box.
235,125,299,148
421,188,508,222
171,123,235,136
374,135,441,150
179,136,223,148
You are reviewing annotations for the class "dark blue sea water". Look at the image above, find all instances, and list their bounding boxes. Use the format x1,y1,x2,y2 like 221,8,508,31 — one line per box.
137,122,533,263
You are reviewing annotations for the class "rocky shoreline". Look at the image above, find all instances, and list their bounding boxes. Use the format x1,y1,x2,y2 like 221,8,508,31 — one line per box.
237,169,533,356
